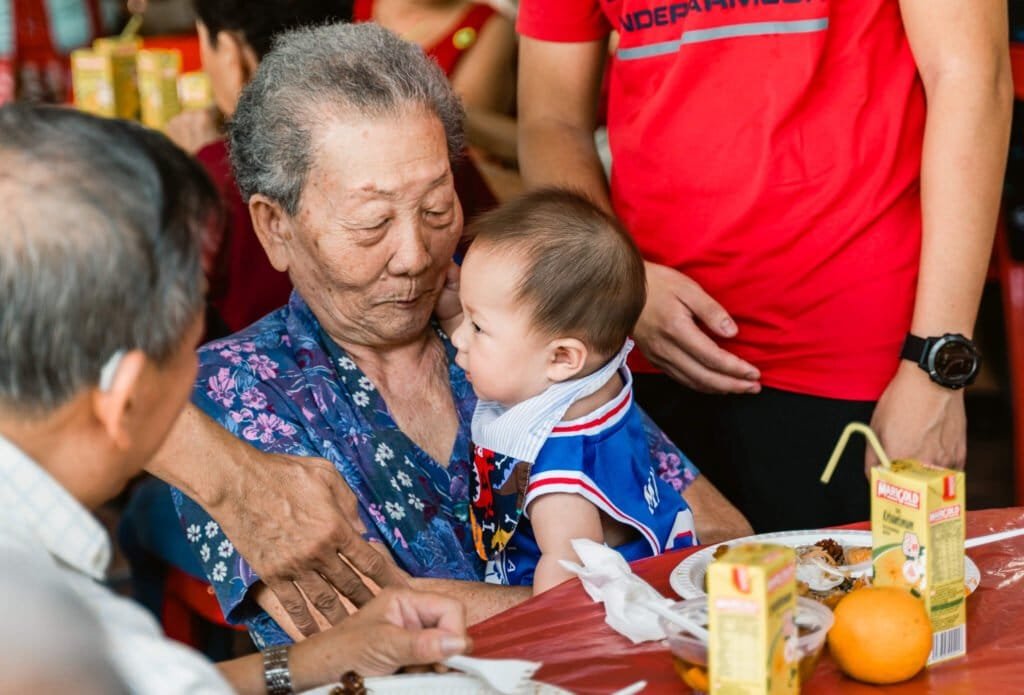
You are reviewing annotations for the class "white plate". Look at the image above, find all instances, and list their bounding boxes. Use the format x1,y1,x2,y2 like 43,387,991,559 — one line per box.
670,529,981,599
301,674,572,695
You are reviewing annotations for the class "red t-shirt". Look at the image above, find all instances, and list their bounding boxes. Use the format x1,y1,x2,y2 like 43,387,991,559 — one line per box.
519,0,926,401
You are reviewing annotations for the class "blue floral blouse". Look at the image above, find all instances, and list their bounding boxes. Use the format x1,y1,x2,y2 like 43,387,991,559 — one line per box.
172,292,700,646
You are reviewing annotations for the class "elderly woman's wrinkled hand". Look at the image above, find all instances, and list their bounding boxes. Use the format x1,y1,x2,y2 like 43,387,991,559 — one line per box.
435,261,463,335
215,452,409,635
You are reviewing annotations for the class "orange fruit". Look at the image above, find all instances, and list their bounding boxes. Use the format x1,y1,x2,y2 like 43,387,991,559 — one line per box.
827,586,932,684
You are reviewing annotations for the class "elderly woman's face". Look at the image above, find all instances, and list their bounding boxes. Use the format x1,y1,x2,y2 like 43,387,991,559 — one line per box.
284,107,462,346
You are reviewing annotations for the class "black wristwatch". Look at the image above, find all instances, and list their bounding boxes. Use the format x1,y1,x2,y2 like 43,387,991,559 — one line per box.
901,333,981,390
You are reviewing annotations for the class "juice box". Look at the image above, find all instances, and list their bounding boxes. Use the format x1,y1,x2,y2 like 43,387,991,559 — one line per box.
871,461,966,664
178,71,214,111
137,49,181,130
93,37,142,120
708,543,799,695
71,49,117,117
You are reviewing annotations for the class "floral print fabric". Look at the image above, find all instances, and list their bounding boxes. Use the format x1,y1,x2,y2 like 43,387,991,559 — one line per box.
172,292,700,646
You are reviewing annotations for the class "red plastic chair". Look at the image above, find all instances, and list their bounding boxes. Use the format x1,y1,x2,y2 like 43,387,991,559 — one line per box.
161,567,246,648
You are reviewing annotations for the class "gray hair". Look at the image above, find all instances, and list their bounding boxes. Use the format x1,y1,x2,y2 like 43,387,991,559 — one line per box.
229,21,465,215
0,104,216,414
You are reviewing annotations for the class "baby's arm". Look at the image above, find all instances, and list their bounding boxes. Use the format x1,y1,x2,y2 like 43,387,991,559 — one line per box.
529,493,604,594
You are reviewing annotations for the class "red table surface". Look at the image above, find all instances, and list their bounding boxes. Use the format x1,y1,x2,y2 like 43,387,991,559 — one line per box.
470,508,1024,694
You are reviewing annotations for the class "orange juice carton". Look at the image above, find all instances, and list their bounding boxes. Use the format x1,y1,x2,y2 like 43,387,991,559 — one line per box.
177,71,214,111
71,49,116,117
137,49,181,129
93,37,142,120
822,423,967,665
708,543,799,695
870,461,966,664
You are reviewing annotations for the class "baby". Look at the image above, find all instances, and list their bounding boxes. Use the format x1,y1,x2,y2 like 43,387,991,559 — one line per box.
445,188,697,593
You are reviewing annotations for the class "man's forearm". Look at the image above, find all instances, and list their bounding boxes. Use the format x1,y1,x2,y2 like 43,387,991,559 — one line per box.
412,578,531,625
144,403,242,510
518,120,613,214
911,62,1012,336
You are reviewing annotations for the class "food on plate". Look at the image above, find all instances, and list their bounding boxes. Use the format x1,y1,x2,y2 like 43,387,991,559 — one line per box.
827,586,932,684
707,539,871,608
793,540,871,609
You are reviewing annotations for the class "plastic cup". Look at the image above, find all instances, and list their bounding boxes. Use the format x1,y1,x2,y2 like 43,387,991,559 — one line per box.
659,596,835,693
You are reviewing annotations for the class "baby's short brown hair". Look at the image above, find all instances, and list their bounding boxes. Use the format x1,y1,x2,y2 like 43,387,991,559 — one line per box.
467,188,646,358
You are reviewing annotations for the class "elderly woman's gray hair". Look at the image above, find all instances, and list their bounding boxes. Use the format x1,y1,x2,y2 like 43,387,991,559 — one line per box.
229,21,466,215
0,104,215,413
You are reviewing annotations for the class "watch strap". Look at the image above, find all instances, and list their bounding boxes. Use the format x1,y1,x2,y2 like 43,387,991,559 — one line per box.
263,645,293,695
901,333,929,365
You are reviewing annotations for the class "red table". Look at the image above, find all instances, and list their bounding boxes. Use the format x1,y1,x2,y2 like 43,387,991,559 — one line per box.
470,508,1024,694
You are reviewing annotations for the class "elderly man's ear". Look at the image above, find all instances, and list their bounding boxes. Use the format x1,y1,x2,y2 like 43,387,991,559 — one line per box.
90,350,148,450
249,195,294,273
545,338,588,383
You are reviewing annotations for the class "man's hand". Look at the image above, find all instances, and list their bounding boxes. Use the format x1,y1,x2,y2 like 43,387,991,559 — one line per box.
633,261,761,394
166,108,222,156
285,589,469,690
866,361,967,474
327,589,469,674
213,453,409,636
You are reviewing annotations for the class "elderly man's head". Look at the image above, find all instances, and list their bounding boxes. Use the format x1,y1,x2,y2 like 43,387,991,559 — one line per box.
0,105,215,502
232,23,465,348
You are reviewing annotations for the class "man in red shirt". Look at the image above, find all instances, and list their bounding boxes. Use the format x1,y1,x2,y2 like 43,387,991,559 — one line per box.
518,0,1011,530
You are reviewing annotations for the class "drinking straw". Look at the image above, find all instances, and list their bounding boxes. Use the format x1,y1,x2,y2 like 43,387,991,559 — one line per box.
820,422,892,484
121,13,144,40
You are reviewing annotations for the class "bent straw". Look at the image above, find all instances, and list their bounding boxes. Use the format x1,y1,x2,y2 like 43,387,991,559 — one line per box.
120,13,144,40
820,422,891,484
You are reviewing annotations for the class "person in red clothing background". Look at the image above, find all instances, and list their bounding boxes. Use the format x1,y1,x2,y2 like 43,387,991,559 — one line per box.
165,0,355,336
352,0,516,184
517,0,1012,531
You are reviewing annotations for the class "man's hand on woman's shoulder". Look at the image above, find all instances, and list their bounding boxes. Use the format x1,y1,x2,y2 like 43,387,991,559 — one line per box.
213,450,410,636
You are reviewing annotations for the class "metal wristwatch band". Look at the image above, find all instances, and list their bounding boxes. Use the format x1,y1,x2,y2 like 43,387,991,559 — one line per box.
263,645,293,695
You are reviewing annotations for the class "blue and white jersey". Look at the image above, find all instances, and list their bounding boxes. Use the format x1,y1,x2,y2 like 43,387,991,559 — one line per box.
469,366,698,586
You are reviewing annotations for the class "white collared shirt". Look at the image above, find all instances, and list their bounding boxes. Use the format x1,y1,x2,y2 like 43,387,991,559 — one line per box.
0,435,233,695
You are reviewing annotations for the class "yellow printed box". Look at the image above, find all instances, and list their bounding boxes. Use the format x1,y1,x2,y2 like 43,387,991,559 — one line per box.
93,37,142,120
871,463,966,664
708,544,798,695
71,49,116,118
137,49,182,130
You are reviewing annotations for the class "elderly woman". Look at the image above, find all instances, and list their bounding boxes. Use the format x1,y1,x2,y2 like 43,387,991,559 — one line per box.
166,22,750,646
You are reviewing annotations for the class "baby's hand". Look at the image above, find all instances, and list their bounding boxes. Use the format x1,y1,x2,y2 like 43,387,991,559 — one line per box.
435,261,463,336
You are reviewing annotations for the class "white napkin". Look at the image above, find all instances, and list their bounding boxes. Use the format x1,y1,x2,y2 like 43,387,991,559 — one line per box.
559,538,674,644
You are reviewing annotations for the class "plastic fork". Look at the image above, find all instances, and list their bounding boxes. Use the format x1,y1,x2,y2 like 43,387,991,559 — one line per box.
809,557,871,580
443,655,542,694
641,599,711,642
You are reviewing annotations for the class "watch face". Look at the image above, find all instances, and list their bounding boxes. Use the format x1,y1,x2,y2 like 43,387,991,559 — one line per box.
933,338,979,385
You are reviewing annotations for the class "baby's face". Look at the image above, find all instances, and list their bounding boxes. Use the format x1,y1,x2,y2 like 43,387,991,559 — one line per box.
450,246,553,406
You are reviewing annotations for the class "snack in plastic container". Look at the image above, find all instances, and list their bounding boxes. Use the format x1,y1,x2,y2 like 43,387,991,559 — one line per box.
660,597,834,693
